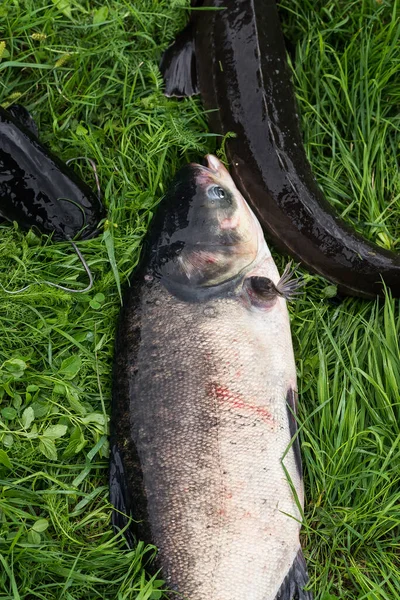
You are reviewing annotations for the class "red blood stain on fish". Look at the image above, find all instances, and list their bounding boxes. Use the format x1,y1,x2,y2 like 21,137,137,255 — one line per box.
207,382,273,423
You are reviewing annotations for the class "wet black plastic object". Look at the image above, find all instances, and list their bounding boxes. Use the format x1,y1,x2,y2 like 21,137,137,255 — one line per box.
0,105,105,240
160,0,400,298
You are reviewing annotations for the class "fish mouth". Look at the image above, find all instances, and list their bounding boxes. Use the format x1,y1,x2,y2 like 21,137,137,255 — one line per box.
202,154,220,173
191,154,230,179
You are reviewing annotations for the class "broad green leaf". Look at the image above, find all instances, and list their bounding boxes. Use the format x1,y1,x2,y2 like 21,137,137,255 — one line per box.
82,413,106,426
89,299,101,309
31,401,50,418
59,355,82,380
27,530,41,544
1,407,17,420
12,394,22,409
3,434,13,448
32,519,49,533
26,423,38,439
4,358,27,372
3,358,27,378
39,438,58,461
93,6,108,25
0,449,12,469
26,385,39,393
25,231,41,246
53,383,66,395
323,284,338,298
66,390,87,416
42,424,68,439
21,407,35,429
76,123,88,136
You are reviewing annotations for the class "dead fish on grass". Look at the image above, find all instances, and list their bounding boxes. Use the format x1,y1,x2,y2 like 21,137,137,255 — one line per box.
110,155,313,600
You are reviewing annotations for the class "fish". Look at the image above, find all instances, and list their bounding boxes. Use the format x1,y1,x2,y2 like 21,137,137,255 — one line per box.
0,104,105,241
110,154,313,600
159,0,400,299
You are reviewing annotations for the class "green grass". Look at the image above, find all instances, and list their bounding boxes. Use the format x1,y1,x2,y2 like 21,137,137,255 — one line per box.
0,0,399,598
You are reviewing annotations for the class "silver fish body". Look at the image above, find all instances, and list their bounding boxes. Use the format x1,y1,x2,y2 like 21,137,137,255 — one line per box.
110,156,312,600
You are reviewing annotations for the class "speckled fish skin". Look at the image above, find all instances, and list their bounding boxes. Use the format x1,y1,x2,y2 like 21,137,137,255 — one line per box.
110,155,311,600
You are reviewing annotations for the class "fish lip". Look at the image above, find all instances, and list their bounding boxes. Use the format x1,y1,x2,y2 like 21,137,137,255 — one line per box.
189,163,214,175
190,154,221,175
204,154,220,173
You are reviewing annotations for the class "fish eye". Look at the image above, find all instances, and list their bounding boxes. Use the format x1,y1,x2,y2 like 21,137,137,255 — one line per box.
207,185,226,201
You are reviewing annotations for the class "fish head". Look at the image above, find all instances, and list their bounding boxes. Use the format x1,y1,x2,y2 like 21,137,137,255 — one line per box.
150,155,266,292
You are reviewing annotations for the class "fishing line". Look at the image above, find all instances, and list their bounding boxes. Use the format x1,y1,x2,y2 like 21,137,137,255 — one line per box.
0,237,94,294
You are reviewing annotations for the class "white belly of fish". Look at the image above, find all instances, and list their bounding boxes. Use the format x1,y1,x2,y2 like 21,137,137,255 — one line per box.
134,282,303,600
190,296,302,600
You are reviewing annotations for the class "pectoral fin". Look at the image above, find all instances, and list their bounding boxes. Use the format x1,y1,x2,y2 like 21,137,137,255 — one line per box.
246,262,304,303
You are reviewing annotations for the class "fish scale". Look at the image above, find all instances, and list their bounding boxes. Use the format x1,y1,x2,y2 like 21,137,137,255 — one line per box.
110,155,312,600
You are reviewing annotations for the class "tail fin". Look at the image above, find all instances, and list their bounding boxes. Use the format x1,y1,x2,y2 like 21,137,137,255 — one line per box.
159,21,198,97
109,442,136,548
275,549,313,599
109,439,153,549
